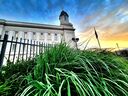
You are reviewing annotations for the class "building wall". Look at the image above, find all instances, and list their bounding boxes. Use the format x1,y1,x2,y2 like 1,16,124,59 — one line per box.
0,23,76,64
63,30,75,47
1,25,64,43
0,10,77,65
0,20,76,48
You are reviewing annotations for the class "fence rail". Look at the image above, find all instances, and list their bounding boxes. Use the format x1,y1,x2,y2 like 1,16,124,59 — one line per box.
0,34,53,67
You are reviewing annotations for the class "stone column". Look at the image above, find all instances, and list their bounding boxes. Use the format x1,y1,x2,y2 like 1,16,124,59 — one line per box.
35,32,40,54
16,31,24,55
8,31,15,40
27,32,33,57
51,33,54,43
36,32,40,41
0,25,4,38
6,31,15,62
44,32,48,43
7,30,15,53
58,33,61,43
18,31,24,40
28,32,33,41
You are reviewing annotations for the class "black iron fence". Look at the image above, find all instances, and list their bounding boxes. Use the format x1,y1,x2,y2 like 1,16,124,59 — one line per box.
0,34,53,67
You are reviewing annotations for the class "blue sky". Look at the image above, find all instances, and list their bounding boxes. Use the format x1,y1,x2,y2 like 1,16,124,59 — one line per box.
0,0,128,48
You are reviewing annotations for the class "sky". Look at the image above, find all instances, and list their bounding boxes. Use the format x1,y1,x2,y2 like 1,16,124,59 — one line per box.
0,0,128,49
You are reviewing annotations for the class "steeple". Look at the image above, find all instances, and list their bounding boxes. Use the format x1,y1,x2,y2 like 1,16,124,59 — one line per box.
59,10,72,26
59,10,69,17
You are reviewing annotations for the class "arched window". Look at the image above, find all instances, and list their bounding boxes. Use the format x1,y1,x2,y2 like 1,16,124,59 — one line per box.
40,33,44,40
48,33,51,41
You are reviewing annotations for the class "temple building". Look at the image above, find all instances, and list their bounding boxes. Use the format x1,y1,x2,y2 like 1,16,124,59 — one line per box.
0,10,76,65
0,10,76,47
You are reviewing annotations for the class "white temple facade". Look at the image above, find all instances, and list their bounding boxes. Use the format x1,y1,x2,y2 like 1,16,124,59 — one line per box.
0,10,76,65
0,10,76,47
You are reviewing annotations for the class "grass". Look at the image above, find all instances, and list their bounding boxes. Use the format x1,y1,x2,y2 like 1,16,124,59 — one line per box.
20,43,128,96
0,43,128,96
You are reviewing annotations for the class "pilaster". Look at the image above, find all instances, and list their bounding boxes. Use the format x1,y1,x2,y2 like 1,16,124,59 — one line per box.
44,32,48,43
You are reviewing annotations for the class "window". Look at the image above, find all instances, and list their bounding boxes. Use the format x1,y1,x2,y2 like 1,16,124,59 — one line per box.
54,34,58,41
41,33,43,35
40,33,44,40
48,33,51,41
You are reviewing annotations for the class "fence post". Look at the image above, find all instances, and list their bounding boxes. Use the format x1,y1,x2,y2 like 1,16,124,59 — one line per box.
0,34,8,67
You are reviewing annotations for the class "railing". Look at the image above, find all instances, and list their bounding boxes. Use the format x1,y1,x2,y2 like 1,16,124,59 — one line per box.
0,34,53,67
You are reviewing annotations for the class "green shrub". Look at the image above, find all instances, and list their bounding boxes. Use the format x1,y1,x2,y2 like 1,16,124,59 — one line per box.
0,59,36,96
2,59,35,79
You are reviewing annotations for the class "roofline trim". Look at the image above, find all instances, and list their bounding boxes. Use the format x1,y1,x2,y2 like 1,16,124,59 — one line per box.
0,21,75,31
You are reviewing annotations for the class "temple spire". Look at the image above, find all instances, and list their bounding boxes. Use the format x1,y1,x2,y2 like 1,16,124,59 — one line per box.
59,10,72,26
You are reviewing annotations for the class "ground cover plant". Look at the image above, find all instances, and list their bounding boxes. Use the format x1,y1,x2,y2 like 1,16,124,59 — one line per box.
0,43,128,96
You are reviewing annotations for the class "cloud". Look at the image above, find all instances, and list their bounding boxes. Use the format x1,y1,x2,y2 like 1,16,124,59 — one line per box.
75,0,128,48
0,0,128,48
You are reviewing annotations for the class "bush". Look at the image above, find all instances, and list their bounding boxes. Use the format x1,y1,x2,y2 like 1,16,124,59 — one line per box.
0,59,36,96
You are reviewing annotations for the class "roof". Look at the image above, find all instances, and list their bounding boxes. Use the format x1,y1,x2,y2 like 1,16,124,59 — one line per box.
0,19,75,31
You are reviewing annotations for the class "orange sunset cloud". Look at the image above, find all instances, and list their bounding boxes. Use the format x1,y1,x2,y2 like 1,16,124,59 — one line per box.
76,3,128,50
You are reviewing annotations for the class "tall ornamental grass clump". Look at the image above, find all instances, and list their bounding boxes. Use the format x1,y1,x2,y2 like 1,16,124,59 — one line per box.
19,43,128,96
